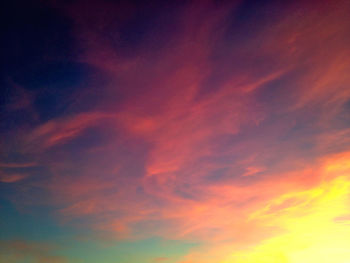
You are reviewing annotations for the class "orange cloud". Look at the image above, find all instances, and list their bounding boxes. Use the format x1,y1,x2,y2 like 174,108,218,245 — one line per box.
37,0,349,240
176,152,350,263
5,0,350,262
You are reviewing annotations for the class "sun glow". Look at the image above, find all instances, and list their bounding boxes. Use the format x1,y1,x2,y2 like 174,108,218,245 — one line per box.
225,154,350,263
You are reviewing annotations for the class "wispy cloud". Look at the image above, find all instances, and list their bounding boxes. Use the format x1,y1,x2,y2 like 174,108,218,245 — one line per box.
0,240,68,263
2,0,350,262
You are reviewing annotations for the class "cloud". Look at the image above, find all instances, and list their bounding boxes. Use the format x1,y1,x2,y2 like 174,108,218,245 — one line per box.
5,81,34,111
0,162,36,183
2,0,350,262
25,0,349,239
0,162,36,168
0,172,28,183
0,240,68,263
153,257,169,263
26,112,116,150
176,152,350,263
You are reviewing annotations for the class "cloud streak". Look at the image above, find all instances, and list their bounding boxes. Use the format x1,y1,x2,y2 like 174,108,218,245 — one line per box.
1,0,350,262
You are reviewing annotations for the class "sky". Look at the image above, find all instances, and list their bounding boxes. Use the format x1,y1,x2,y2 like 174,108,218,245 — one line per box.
1,0,350,262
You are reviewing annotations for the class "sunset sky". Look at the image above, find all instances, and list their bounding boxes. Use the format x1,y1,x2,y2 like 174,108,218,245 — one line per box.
1,0,350,262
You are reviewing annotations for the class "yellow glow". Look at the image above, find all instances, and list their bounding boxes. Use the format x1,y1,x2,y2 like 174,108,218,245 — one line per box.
223,155,350,263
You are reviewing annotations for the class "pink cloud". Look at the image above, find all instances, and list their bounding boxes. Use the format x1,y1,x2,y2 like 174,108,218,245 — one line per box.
6,0,350,262
26,112,116,150
0,172,29,183
36,0,350,243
